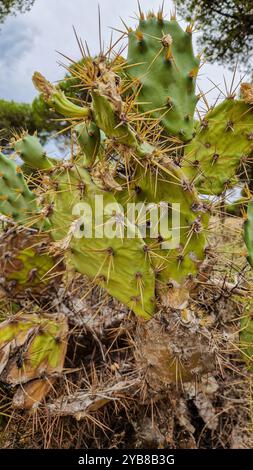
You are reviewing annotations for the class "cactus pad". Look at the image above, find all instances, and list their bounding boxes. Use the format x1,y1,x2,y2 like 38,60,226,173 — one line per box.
244,199,253,268
0,152,37,224
0,312,68,386
15,133,54,170
44,165,155,318
183,98,253,195
127,15,200,141
75,121,101,167
240,316,253,372
0,227,64,298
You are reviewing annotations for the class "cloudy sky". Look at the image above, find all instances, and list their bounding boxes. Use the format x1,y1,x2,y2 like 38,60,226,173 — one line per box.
0,0,244,104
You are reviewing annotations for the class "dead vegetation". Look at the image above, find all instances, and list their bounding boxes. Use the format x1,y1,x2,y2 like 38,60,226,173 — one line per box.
0,215,253,449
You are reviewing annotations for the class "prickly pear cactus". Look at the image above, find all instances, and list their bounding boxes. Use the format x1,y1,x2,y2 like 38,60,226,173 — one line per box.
0,152,37,224
127,9,200,141
0,226,64,299
1,5,253,322
0,312,68,383
240,315,253,373
182,99,253,195
0,312,68,407
1,4,253,394
14,133,54,170
75,122,101,167
244,200,253,268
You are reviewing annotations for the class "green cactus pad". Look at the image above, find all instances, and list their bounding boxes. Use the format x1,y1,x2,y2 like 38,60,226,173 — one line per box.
45,165,155,318
116,157,208,307
244,200,253,268
33,72,91,119
0,153,37,224
15,134,54,170
75,121,101,167
91,91,141,150
127,16,199,141
0,312,68,385
183,99,253,195
240,316,253,372
0,227,64,298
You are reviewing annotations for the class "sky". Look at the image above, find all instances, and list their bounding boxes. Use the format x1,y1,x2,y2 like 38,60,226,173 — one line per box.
0,0,245,105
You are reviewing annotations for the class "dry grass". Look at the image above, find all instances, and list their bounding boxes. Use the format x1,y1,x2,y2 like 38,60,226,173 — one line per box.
0,214,253,449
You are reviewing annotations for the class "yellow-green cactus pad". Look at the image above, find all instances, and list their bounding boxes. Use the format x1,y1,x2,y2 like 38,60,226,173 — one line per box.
240,316,253,372
45,164,155,318
0,227,64,298
244,200,253,268
0,312,68,385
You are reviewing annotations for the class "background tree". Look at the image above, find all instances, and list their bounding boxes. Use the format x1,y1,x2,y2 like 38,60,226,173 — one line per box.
0,60,87,146
175,0,253,71
0,97,66,147
0,0,35,23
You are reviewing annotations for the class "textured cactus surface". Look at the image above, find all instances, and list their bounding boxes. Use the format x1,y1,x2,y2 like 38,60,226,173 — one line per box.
0,152,37,224
0,312,68,385
182,99,253,195
75,121,101,167
15,134,54,170
240,316,253,373
0,227,64,298
117,157,209,307
127,14,200,142
32,72,91,119
244,200,253,268
44,165,155,318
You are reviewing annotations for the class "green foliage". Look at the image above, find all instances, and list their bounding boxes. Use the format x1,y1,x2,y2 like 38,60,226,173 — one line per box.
31,94,65,134
0,99,35,143
0,97,64,146
0,0,35,24
175,0,253,70
0,61,87,145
